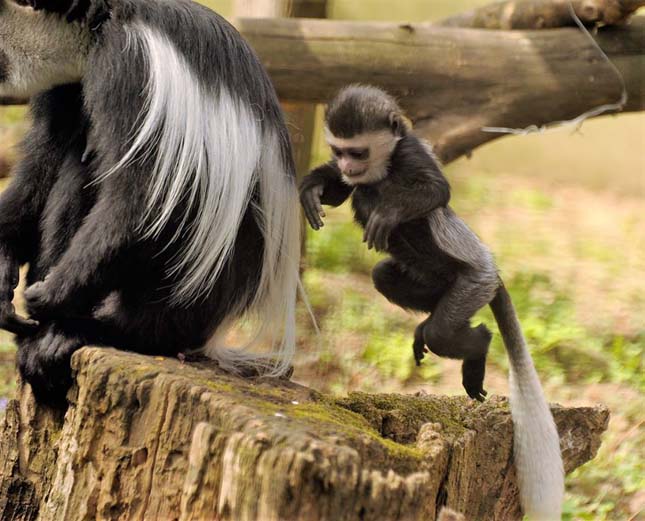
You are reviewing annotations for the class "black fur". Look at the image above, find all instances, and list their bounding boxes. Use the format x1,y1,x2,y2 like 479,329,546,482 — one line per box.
301,111,497,401
0,0,292,406
325,84,405,138
24,0,109,25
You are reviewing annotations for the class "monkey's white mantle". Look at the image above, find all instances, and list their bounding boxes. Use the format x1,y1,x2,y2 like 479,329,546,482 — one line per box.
0,348,608,521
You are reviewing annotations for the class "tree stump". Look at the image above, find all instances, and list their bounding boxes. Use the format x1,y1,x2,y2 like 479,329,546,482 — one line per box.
0,348,609,521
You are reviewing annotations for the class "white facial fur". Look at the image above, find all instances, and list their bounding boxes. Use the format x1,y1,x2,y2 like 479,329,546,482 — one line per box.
325,128,400,186
0,1,90,97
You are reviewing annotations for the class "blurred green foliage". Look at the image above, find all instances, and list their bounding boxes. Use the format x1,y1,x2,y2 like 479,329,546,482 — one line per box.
476,273,645,391
305,219,384,273
0,106,27,125
305,207,645,393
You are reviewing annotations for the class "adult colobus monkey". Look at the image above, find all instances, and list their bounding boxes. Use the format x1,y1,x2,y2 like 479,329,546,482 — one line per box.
0,0,300,404
300,85,564,520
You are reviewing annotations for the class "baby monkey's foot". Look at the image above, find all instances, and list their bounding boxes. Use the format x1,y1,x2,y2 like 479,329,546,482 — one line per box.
462,357,487,402
413,322,429,366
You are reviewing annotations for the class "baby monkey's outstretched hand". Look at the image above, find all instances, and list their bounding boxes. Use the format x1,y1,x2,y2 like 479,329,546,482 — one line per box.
300,184,326,230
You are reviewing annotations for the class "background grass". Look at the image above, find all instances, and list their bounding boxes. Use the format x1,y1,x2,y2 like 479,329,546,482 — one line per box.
0,1,643,519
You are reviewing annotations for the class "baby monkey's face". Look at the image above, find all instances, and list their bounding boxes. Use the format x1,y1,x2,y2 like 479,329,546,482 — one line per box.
330,144,369,177
325,129,399,186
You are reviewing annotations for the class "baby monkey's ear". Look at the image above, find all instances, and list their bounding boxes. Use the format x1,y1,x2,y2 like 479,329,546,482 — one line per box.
389,111,409,137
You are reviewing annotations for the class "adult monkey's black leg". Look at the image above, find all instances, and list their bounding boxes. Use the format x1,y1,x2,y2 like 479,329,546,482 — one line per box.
0,139,60,334
0,181,41,335
0,87,87,335
16,316,121,407
24,164,145,318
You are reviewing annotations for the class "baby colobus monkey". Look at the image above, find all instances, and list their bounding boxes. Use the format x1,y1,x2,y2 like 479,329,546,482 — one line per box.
303,85,494,398
300,85,564,520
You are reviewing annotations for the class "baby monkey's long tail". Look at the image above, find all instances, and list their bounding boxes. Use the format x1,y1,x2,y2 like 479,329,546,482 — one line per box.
489,281,564,520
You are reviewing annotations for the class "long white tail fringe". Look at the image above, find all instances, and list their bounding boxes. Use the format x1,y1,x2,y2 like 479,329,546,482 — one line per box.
106,24,299,376
493,287,564,520
203,132,300,377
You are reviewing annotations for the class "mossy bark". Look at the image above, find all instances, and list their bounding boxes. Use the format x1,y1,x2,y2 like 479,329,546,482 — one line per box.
0,348,608,521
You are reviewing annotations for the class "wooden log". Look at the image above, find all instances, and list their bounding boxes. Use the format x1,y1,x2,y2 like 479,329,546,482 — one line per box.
233,0,327,18
0,348,609,521
439,0,645,29
235,16,645,162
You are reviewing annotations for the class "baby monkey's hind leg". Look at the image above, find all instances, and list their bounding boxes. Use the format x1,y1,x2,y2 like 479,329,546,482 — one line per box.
372,259,448,312
421,268,497,401
415,316,490,401
372,259,449,366
413,318,430,366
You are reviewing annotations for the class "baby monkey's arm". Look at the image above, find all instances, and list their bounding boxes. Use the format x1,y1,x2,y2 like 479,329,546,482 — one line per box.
365,136,451,251
299,162,353,230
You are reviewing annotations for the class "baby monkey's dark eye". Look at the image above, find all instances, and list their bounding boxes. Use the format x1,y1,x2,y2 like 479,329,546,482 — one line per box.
331,146,343,158
348,149,369,161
